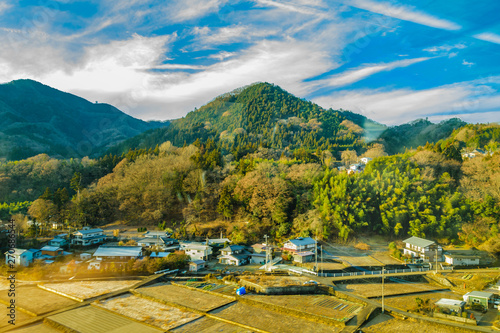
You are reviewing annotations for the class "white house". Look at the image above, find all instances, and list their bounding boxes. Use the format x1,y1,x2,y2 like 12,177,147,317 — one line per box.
283,237,316,253
71,227,106,246
93,246,142,261
4,248,33,267
189,260,206,271
180,242,212,261
403,236,442,262
207,238,231,246
444,254,480,266
218,245,250,266
143,231,170,238
360,157,373,164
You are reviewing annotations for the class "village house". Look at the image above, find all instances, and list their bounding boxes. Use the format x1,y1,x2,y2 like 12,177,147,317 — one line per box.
27,248,42,260
4,248,32,267
435,299,466,315
360,157,373,164
444,253,480,266
403,236,442,262
293,251,315,263
207,238,231,246
180,242,212,261
149,252,170,259
218,245,250,266
92,245,142,261
143,230,171,238
189,260,206,272
41,245,64,257
463,291,494,309
283,237,316,253
71,227,106,246
48,237,68,248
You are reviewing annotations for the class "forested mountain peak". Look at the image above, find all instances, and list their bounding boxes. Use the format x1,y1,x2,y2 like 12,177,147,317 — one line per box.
0,79,167,160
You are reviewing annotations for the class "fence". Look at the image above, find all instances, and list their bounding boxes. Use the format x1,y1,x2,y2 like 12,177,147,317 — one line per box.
317,267,431,277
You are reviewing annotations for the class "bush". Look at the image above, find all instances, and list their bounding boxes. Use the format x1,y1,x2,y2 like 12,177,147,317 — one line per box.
354,242,371,251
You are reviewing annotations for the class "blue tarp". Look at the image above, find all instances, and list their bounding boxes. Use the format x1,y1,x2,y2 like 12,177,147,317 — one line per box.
236,287,246,295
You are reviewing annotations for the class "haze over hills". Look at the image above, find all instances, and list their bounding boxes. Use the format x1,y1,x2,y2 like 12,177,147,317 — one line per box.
0,79,167,160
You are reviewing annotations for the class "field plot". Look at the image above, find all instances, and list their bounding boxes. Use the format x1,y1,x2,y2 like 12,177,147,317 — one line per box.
136,283,233,312
0,286,76,315
361,313,473,333
304,261,346,271
0,306,33,329
246,294,362,321
210,302,343,333
381,291,462,311
370,252,402,265
42,280,138,300
335,255,381,267
337,282,444,298
11,323,61,332
95,294,201,331
180,281,238,296
46,305,162,333
171,317,253,333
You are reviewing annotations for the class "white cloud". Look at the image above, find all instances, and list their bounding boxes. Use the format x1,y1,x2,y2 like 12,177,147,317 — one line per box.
0,2,12,14
462,59,475,67
316,57,432,88
348,0,461,30
424,43,466,53
192,25,277,47
255,0,325,16
313,79,500,125
474,32,500,45
167,0,227,22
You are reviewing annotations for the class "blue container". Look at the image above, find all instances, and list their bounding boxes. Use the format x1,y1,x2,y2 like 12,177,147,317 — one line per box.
236,287,246,295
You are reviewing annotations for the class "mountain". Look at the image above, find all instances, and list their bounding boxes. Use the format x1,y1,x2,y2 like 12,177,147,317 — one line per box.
0,79,167,160
107,82,387,159
377,118,467,155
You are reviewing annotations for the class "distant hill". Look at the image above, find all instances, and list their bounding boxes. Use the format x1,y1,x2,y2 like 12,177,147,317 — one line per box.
0,79,167,160
107,82,387,158
378,118,467,155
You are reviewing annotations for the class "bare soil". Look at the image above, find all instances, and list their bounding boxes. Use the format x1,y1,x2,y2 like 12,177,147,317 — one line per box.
136,283,233,312
246,294,362,321
240,275,311,287
210,302,343,333
95,294,201,331
380,291,463,311
0,286,76,315
337,282,444,298
171,317,252,333
361,313,474,333
42,280,138,300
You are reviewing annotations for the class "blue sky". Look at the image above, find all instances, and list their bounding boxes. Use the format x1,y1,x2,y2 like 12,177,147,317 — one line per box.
1,0,500,125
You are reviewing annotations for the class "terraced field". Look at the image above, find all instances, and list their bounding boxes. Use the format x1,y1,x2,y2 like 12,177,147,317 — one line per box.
0,286,77,315
45,305,162,333
135,283,233,312
246,294,362,321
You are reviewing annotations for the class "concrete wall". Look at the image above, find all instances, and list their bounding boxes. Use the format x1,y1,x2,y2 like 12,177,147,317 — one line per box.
433,312,476,325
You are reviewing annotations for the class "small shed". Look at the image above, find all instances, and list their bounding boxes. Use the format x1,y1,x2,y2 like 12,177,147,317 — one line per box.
464,291,494,309
293,251,314,263
80,253,91,260
435,298,466,315
189,260,206,272
41,246,64,257
444,254,480,266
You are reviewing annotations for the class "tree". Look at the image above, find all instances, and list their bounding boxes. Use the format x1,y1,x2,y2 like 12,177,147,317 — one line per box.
341,149,357,167
217,185,234,219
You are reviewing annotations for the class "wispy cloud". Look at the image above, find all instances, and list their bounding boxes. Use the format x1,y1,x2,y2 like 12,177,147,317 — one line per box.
348,0,461,30
424,43,466,53
192,25,277,47
462,59,475,67
474,32,500,45
313,78,500,125
255,0,325,16
0,2,12,14
167,0,228,22
316,57,432,88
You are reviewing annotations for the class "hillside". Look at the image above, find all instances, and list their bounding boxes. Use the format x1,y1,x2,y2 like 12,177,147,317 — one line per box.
107,83,387,159
0,79,167,160
377,118,467,155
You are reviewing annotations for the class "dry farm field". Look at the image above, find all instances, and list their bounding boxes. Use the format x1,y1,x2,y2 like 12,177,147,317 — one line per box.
41,280,138,300
10,322,61,333
210,302,343,333
135,283,233,312
381,291,463,311
95,294,201,331
0,305,33,329
361,313,475,333
246,294,362,321
171,317,253,333
370,251,402,265
337,282,444,298
0,286,77,315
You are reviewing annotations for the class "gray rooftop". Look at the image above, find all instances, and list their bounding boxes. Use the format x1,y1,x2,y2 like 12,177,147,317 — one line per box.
403,236,435,248
467,291,493,299
93,246,142,257
74,228,103,235
286,237,316,247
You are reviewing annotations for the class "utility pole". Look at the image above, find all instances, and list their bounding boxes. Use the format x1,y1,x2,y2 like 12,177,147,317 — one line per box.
264,234,269,271
435,246,438,274
321,245,323,276
382,266,385,313
315,238,318,273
